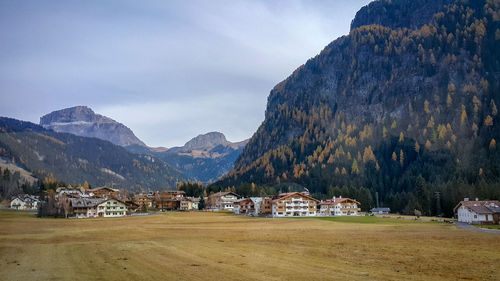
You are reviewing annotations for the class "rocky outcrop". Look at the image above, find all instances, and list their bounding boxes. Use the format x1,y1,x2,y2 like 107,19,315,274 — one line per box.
40,106,146,147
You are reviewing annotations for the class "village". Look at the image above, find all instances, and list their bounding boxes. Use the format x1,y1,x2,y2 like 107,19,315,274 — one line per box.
7,187,500,225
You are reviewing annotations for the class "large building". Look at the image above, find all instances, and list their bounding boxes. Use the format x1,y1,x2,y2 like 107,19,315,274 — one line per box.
97,198,128,217
68,198,129,218
208,192,240,210
271,192,319,217
454,198,500,225
319,197,361,216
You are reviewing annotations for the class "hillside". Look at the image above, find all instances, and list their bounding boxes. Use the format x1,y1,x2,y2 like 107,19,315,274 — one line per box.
214,0,500,216
142,132,248,184
0,117,185,193
40,106,147,147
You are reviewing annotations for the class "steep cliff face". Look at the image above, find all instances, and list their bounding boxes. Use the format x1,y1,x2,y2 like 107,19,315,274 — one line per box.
40,106,146,147
215,0,500,215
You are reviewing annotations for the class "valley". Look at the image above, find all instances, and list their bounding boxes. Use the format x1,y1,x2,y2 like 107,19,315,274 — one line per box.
1,211,499,281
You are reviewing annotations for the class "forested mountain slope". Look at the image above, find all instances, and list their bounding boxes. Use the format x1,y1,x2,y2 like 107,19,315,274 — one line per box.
0,117,185,193
214,0,500,216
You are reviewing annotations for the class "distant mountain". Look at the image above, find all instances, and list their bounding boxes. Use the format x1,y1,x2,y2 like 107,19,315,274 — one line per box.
135,132,248,184
214,0,500,217
0,117,185,192
40,106,146,147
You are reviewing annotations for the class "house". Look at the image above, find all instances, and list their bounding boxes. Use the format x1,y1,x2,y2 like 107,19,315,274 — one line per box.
96,198,128,217
370,207,391,215
191,197,200,210
68,198,102,218
55,188,87,200
454,198,500,225
134,195,154,209
234,197,263,216
271,192,319,217
208,192,240,210
180,198,193,211
319,196,361,216
10,195,39,210
154,190,185,210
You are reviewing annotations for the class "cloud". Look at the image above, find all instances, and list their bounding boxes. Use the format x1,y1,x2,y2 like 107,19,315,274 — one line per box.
0,0,371,147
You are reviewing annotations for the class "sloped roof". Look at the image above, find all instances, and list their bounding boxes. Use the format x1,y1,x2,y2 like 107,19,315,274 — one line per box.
69,198,103,208
319,198,360,206
370,207,391,212
272,192,319,203
210,191,240,198
453,200,500,213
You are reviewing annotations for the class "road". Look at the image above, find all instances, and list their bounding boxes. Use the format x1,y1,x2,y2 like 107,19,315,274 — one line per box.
455,222,500,234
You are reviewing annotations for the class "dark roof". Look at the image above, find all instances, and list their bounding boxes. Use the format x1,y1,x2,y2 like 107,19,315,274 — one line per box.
69,198,103,208
370,207,391,212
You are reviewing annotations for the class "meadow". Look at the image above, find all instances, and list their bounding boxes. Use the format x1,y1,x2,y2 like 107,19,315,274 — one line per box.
0,211,499,281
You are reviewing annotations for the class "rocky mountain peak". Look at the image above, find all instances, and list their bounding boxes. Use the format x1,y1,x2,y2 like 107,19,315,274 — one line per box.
184,132,230,150
40,106,111,125
39,106,146,147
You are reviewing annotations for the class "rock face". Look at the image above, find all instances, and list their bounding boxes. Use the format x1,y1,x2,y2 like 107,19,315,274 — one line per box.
184,132,230,150
155,132,248,184
40,106,146,147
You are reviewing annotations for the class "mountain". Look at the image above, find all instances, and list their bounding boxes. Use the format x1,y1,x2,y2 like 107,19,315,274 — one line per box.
40,106,147,147
154,132,248,184
0,117,185,194
213,0,500,217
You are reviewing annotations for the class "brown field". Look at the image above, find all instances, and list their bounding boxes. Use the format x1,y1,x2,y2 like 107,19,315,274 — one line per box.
0,211,499,281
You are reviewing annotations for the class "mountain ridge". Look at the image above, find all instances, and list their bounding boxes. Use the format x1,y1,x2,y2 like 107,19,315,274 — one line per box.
40,106,147,147
0,116,185,193
213,0,500,216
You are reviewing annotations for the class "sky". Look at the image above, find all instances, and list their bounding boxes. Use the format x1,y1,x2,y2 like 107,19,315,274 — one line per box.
0,0,371,147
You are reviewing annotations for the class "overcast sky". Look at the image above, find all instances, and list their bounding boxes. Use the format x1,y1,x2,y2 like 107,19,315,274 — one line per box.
0,0,370,147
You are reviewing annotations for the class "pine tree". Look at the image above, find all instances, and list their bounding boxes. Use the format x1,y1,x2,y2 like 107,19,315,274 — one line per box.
492,99,498,116
399,132,404,142
461,105,467,125
392,152,397,162
424,100,431,114
490,139,496,150
425,140,432,149
446,94,453,107
399,150,404,166
484,115,493,126
351,159,359,174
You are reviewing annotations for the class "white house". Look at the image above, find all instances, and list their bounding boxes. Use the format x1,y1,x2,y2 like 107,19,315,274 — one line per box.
96,198,128,217
318,197,361,216
271,192,319,217
370,207,391,215
10,195,39,210
454,198,500,225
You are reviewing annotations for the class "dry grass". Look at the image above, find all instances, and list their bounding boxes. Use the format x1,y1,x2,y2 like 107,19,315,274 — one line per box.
0,210,499,281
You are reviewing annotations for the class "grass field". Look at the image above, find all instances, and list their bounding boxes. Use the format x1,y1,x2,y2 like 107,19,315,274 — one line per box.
1,211,499,281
